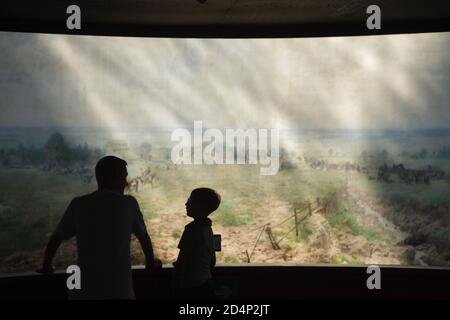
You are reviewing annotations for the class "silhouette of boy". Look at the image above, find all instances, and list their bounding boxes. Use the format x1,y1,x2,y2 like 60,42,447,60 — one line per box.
38,155,161,299
173,188,221,299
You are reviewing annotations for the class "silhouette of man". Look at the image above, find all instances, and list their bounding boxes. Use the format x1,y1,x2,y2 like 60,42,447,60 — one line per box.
173,188,221,300
38,155,161,299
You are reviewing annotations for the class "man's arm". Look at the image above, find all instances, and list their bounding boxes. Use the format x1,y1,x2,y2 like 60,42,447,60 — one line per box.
136,232,161,269
37,235,63,274
131,196,161,270
37,199,77,274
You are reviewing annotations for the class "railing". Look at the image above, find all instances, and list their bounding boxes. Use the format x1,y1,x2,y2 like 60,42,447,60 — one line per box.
1,264,449,300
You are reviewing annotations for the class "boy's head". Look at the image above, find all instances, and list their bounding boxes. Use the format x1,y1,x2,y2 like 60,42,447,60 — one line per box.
185,188,221,219
95,156,128,193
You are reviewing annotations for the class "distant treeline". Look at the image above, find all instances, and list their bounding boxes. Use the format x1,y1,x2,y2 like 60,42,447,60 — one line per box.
399,147,450,159
0,132,103,169
358,146,450,164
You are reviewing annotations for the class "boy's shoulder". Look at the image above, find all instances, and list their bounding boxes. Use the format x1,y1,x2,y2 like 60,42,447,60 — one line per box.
185,218,212,230
183,219,213,242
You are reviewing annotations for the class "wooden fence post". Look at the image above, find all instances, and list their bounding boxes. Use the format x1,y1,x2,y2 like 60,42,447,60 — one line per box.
294,208,299,241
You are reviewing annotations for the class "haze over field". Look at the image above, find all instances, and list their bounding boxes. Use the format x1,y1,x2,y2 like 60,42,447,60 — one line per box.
0,31,450,133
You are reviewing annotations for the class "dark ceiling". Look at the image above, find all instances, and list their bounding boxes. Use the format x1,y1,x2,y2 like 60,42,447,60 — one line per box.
1,0,449,37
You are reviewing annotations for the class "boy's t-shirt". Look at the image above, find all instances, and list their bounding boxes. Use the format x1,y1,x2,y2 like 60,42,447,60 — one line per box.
177,218,215,288
53,190,148,299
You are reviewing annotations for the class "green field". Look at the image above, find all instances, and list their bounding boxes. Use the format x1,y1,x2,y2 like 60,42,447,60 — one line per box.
2,132,450,272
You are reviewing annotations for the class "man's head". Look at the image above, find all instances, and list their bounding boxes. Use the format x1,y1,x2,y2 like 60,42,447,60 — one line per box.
95,156,128,193
185,188,221,219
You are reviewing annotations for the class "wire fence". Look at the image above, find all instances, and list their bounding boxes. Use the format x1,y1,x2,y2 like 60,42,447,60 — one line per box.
244,183,348,263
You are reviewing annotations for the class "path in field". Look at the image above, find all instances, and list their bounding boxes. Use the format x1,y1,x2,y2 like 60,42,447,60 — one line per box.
350,197,409,265
348,186,429,266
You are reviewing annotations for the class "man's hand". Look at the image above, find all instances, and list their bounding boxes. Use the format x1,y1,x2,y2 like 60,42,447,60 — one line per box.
145,258,162,271
38,235,62,275
36,263,55,274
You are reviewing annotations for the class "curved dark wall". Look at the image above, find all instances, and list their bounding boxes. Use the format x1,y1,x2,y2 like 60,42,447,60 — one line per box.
0,0,449,37
1,265,449,300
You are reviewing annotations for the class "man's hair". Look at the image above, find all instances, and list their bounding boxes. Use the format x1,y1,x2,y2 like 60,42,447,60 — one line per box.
95,156,127,188
191,187,221,216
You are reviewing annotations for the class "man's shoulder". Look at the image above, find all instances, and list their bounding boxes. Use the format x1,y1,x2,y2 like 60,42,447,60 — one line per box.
83,191,137,202
76,192,95,200
70,194,90,205
71,192,134,205
72,191,102,203
123,194,139,206
123,194,137,201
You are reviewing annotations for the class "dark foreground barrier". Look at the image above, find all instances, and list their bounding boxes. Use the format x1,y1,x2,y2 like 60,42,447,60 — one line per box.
0,264,449,300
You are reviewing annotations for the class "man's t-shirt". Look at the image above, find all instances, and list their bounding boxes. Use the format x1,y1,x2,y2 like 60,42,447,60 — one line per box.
54,190,147,299
176,218,215,288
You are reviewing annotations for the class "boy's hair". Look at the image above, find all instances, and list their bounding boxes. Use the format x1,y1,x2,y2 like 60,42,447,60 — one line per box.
95,155,127,188
191,188,221,216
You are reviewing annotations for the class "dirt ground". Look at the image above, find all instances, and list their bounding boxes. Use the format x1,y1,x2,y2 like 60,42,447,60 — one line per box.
2,168,449,274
